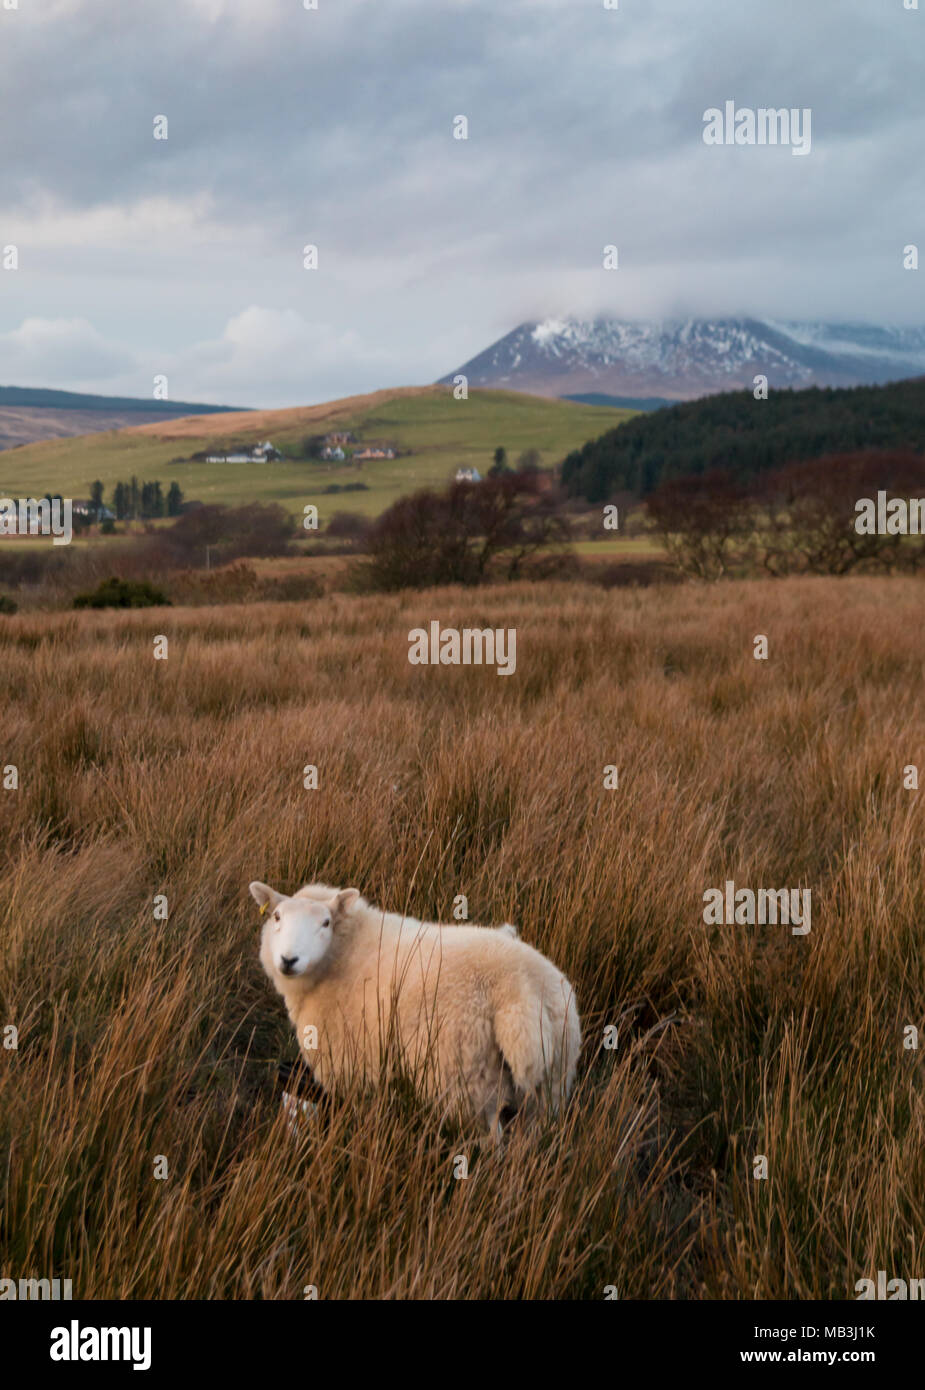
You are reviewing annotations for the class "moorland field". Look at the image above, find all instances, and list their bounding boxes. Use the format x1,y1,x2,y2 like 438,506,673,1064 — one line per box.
1,575,923,1298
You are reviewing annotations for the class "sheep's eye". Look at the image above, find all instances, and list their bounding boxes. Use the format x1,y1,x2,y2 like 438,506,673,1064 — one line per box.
322,917,331,928
273,911,280,922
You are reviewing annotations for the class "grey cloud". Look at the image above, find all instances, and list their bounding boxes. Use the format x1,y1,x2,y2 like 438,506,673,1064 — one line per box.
0,0,922,405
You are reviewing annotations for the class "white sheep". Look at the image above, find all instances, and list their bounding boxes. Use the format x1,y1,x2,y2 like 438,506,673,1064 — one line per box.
250,880,580,1141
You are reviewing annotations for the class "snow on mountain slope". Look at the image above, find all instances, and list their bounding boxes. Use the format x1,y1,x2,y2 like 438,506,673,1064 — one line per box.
438,318,925,401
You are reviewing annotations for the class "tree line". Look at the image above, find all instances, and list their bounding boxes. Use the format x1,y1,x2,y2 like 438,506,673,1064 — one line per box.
86,477,185,520
560,378,925,502
646,450,925,579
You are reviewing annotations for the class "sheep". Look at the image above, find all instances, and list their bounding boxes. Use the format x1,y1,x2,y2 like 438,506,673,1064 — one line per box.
249,880,580,1142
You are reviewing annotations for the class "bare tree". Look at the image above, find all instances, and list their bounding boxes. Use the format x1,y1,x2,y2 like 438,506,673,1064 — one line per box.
355,474,573,591
647,470,754,579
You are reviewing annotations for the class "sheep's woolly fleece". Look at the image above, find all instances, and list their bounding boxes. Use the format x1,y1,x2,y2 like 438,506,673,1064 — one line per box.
250,881,581,1139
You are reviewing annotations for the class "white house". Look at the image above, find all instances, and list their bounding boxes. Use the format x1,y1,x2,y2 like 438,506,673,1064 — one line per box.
251,440,282,461
205,440,282,464
72,500,116,521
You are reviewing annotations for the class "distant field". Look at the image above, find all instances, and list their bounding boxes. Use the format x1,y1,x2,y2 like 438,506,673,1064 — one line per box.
0,386,633,520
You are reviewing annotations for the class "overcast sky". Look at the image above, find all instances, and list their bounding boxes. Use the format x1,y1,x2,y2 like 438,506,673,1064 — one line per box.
1,0,923,407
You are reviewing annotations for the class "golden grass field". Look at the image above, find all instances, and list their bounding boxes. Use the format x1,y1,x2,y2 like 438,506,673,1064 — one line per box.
1,575,923,1299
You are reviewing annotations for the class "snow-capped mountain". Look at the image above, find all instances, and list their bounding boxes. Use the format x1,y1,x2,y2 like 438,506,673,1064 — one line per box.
438,318,925,401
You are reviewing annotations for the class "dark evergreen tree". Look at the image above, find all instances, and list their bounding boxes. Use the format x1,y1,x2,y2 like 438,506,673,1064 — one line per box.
560,379,925,502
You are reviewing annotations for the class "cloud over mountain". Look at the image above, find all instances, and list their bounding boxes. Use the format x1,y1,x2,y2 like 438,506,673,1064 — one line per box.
2,0,923,404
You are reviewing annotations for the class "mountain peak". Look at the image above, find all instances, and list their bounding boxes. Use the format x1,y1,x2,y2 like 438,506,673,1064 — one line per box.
439,317,925,401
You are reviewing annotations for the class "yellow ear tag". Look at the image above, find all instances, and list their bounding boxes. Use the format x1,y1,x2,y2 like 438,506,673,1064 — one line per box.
259,903,269,917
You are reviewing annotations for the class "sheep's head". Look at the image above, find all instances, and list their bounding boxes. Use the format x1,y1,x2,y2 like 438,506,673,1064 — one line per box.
249,882,360,982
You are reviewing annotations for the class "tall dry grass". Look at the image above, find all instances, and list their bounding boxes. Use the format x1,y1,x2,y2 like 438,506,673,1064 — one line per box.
0,575,923,1298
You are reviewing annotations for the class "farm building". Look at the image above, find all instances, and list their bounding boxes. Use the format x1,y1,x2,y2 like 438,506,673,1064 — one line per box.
205,440,282,464
354,446,396,460
72,500,116,521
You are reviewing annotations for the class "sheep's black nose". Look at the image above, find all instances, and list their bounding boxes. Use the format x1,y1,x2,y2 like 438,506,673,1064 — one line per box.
280,956,298,973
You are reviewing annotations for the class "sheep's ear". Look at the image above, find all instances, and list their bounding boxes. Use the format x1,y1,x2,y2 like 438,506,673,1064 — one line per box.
332,888,361,918
249,881,284,915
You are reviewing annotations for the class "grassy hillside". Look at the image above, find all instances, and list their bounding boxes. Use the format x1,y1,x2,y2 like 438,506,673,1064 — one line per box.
0,576,922,1297
0,386,632,519
561,376,925,502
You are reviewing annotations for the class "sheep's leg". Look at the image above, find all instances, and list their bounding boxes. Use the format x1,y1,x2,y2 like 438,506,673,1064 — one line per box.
281,1090,317,1139
487,1109,505,1149
480,1057,517,1150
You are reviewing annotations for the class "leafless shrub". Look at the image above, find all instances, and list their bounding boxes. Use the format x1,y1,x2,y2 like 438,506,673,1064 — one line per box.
646,470,755,579
353,474,574,591
757,450,925,576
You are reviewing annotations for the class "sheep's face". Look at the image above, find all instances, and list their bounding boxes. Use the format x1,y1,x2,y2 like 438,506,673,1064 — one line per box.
250,882,360,983
263,896,333,978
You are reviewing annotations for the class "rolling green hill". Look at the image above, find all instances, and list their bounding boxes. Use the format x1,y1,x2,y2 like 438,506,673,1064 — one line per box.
0,386,633,519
